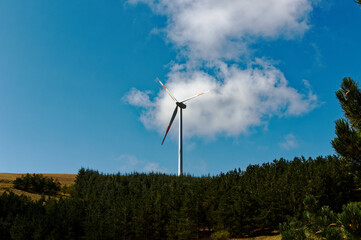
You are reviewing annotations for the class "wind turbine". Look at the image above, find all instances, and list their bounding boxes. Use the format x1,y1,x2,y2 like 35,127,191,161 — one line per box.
157,77,215,176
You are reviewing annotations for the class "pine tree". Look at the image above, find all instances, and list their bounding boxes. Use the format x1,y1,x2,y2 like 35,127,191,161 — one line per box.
332,77,361,169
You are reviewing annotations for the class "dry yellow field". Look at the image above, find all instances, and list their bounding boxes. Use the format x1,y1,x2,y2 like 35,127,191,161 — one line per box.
232,235,281,240
0,173,76,200
0,173,76,185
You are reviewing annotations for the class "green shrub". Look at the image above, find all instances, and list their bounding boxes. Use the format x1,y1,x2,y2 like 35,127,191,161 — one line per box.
60,184,76,196
210,230,230,240
279,220,308,240
13,174,61,195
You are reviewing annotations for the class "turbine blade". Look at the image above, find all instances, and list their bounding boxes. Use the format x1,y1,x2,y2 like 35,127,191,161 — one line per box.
162,106,178,145
156,77,178,102
180,88,216,103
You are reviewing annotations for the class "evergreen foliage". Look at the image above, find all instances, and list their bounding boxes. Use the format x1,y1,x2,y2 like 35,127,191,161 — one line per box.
303,196,343,239
279,219,308,240
335,77,361,129
332,77,361,169
280,198,361,240
338,202,361,240
0,156,355,239
13,174,61,195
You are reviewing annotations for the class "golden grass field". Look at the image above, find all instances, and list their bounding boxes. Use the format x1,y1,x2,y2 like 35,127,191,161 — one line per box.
233,236,281,240
0,173,281,239
0,172,76,200
231,229,281,240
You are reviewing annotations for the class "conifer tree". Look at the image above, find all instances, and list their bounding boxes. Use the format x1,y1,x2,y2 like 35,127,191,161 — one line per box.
332,77,361,168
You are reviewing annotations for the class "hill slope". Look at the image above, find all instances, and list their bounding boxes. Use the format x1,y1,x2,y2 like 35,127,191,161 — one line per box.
0,173,76,200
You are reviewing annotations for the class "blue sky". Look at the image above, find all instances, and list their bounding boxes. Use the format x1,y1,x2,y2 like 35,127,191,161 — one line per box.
0,0,360,175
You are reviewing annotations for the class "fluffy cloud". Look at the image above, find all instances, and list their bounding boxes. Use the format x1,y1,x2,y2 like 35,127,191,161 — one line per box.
143,162,168,172
125,60,317,138
129,0,313,60
124,88,154,107
125,0,318,139
116,154,168,173
279,133,299,150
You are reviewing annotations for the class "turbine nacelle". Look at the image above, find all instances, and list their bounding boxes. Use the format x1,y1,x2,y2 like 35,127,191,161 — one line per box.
176,102,187,109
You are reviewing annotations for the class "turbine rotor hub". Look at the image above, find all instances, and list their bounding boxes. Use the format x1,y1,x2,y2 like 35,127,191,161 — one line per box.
176,102,187,109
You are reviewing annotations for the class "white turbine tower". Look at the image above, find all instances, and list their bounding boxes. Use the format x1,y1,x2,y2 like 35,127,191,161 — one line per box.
157,77,215,176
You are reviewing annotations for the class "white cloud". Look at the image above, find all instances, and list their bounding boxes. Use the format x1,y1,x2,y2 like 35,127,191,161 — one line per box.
126,0,319,139
128,60,317,138
129,0,314,60
279,133,299,150
143,162,168,173
116,154,168,173
117,154,139,172
123,88,154,107
192,159,207,173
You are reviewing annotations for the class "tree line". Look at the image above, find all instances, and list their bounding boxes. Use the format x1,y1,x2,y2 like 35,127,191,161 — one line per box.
0,155,355,239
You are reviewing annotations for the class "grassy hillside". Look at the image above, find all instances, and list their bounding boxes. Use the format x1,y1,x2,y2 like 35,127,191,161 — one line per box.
0,173,76,200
